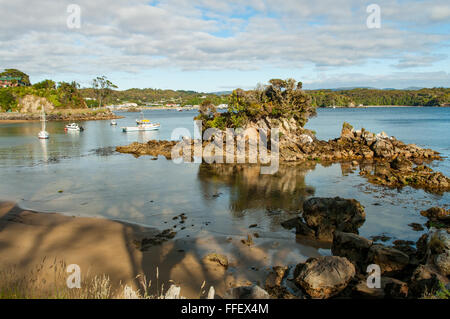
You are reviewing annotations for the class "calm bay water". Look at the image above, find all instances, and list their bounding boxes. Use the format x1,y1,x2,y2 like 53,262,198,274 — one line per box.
0,107,449,255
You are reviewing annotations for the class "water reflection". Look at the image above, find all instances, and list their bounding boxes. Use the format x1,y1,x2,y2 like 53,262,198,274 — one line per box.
198,163,316,215
39,139,48,163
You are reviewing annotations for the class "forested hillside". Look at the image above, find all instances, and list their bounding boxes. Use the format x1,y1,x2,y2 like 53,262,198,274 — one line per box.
307,88,450,107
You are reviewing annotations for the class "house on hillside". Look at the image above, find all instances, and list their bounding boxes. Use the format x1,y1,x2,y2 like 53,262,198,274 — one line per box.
0,76,26,88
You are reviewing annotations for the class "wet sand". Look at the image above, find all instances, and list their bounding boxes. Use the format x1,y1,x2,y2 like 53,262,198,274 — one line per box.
0,201,319,298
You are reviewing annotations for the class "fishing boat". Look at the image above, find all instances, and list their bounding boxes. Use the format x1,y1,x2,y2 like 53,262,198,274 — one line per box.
65,123,84,132
38,108,49,139
122,122,160,132
110,120,117,126
136,111,150,124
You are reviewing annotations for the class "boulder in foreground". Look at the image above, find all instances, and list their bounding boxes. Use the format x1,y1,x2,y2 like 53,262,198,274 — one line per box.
296,197,366,242
294,256,356,299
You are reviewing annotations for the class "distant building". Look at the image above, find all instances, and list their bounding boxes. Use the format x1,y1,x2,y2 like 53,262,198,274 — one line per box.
0,76,25,88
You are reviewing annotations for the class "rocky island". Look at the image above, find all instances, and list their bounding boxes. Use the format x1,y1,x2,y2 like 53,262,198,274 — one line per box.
117,79,449,194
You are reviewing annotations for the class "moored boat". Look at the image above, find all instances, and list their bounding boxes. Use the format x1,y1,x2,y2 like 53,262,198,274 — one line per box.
122,122,160,132
111,120,117,125
65,123,84,132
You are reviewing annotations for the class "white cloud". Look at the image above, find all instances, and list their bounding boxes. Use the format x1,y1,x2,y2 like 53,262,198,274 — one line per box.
0,0,449,89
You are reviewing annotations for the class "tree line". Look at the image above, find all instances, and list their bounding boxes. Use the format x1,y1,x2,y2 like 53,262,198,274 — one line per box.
1,69,449,112
307,88,450,107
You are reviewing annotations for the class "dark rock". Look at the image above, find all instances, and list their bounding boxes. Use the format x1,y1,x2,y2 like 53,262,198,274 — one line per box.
408,223,424,231
301,197,366,242
421,207,450,222
265,266,287,290
367,245,409,274
409,264,448,298
295,256,356,299
390,157,413,171
295,220,316,238
280,217,300,230
331,231,373,271
384,278,409,298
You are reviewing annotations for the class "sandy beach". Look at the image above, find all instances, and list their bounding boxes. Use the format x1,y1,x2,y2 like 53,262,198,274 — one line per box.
0,201,316,298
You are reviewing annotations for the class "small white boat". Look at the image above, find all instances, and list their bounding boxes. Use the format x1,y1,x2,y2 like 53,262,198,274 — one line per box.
38,130,49,139
177,108,183,112
65,123,84,132
111,120,117,126
122,123,160,132
38,108,49,139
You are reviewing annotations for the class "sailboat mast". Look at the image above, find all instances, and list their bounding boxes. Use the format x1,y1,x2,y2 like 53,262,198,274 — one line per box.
42,107,46,131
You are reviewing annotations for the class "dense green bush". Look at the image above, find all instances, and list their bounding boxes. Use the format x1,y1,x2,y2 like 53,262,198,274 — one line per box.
0,90,17,112
196,79,315,130
0,82,86,111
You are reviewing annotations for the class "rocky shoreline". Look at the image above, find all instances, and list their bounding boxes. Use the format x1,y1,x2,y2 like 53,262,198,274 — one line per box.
0,110,122,122
116,123,449,194
226,198,450,299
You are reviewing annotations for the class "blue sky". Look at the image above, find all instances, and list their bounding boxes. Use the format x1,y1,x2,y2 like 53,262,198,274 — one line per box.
0,0,449,91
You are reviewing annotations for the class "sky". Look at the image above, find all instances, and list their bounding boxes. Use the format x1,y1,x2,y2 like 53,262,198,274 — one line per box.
0,0,449,92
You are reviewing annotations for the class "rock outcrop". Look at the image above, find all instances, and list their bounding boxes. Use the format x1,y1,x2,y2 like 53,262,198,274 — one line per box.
18,95,55,113
362,163,450,194
116,123,448,194
116,140,177,159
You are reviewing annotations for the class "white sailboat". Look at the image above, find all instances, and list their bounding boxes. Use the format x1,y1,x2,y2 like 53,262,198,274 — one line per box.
38,107,49,139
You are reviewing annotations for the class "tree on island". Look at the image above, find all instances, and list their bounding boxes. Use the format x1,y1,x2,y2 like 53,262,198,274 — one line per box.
91,76,118,108
196,78,315,130
0,69,31,86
